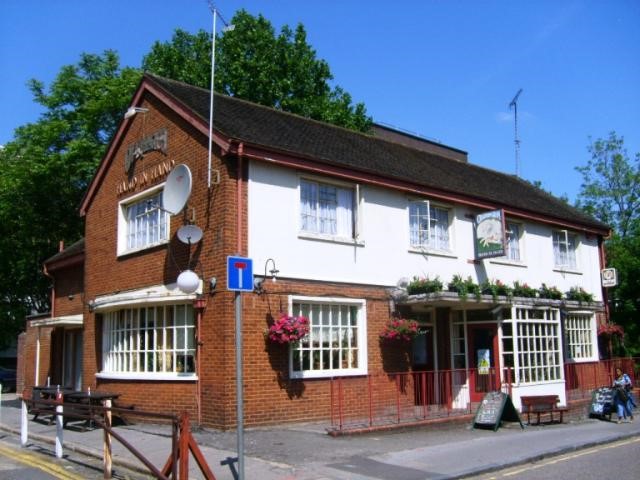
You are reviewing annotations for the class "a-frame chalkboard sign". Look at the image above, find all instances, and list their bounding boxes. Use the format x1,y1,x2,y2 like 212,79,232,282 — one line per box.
472,391,524,431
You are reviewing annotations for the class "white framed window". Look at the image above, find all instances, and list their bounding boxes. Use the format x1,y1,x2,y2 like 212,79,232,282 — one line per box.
300,179,357,240
409,200,451,251
563,312,597,362
101,304,195,378
553,230,578,269
504,222,522,261
289,296,367,378
501,306,563,384
117,186,169,255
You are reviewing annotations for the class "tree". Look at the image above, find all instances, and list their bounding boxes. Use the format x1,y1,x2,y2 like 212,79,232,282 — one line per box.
0,51,140,348
576,132,640,355
142,9,371,132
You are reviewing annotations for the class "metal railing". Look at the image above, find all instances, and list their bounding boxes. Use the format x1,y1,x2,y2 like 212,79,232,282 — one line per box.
330,357,639,432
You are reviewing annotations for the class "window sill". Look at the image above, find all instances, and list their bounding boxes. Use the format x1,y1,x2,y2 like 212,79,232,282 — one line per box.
298,232,364,247
96,372,198,381
408,247,457,259
553,267,582,275
290,368,367,379
117,240,169,258
489,259,527,268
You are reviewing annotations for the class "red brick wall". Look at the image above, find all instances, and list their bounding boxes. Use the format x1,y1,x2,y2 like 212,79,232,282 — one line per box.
51,264,84,317
81,94,406,428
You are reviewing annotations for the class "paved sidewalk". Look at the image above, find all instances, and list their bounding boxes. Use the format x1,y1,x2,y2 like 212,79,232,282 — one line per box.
1,393,638,479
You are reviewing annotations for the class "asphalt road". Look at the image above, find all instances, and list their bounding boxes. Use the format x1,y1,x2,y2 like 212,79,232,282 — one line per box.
465,436,640,480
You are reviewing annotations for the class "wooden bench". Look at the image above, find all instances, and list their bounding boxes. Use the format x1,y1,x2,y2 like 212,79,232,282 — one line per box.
520,395,568,425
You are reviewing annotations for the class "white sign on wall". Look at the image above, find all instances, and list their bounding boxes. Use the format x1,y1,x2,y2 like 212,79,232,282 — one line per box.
601,268,617,287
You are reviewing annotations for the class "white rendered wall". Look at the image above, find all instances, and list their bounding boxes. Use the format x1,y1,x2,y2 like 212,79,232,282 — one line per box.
247,161,603,301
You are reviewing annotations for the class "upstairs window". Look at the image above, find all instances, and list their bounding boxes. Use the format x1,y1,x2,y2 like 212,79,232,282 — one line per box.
504,222,521,261
553,230,578,269
300,179,356,240
118,188,169,255
409,200,451,251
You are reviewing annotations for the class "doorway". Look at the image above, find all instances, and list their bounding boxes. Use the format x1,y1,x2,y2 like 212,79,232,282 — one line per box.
467,323,500,402
412,326,435,405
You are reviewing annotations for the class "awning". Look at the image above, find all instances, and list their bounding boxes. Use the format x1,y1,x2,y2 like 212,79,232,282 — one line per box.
90,282,201,312
30,314,83,327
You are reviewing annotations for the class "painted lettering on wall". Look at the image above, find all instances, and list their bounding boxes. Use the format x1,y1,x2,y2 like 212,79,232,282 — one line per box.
116,159,176,196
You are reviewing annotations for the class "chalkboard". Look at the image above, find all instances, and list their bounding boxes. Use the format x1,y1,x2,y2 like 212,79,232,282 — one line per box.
473,391,523,431
589,387,614,418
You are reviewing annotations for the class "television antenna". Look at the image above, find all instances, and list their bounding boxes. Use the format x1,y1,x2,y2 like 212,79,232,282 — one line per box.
509,88,523,177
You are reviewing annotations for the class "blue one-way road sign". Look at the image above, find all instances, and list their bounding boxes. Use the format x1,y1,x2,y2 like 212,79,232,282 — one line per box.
227,256,254,291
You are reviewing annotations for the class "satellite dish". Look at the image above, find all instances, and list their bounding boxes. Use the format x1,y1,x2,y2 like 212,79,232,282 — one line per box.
162,164,192,215
177,225,203,244
177,270,200,294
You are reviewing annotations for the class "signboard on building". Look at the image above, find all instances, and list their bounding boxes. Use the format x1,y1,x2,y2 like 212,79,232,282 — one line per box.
475,209,506,259
601,268,617,288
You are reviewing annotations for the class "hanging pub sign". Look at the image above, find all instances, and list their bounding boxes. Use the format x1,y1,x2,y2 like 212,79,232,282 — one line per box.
601,268,617,288
475,209,506,259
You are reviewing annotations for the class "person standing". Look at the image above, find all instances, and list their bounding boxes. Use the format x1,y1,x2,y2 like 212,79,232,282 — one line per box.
612,367,634,423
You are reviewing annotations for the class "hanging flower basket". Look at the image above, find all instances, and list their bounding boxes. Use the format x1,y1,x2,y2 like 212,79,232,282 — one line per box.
379,317,419,343
597,323,624,339
266,313,309,344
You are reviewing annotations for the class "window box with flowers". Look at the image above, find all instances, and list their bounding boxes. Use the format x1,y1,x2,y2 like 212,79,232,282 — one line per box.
379,317,419,343
266,313,309,344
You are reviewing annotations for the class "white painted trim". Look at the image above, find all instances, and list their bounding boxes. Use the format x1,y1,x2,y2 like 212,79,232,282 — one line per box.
30,314,83,327
96,372,198,381
92,283,200,312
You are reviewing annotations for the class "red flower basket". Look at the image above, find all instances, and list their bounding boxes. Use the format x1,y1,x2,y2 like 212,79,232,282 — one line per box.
379,317,419,343
266,313,310,344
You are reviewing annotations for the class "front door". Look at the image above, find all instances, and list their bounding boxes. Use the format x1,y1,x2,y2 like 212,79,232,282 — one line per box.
467,323,500,402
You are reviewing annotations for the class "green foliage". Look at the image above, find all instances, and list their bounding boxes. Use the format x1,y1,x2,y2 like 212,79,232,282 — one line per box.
447,275,481,301
0,51,140,348
566,287,595,303
142,10,372,132
406,276,443,295
576,132,640,354
511,281,537,298
480,279,512,301
538,283,563,300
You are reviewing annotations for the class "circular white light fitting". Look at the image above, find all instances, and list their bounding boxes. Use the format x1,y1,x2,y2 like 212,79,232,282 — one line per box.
177,270,200,294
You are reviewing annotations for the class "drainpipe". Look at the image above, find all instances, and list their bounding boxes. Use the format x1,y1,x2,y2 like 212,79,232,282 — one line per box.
237,142,244,254
598,236,613,357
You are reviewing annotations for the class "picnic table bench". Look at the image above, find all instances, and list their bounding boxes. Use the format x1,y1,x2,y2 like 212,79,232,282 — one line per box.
520,395,568,425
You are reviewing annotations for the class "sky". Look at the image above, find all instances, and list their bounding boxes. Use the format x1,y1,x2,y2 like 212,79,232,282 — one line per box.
1,0,639,202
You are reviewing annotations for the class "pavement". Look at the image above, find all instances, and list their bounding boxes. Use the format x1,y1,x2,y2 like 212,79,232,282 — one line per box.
0,392,638,480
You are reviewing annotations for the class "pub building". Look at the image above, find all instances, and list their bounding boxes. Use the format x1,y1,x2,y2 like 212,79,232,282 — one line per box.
18,74,610,429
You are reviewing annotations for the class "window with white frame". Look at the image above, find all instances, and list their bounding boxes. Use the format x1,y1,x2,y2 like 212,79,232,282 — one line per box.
553,230,578,269
300,179,356,239
102,304,195,376
563,312,596,361
501,306,562,384
118,189,169,254
290,297,367,378
409,200,451,251
504,222,521,261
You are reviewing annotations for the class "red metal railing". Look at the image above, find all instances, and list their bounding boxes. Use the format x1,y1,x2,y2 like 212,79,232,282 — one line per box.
330,357,639,432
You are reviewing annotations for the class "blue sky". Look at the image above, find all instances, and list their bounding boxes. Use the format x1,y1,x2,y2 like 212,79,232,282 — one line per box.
1,0,639,202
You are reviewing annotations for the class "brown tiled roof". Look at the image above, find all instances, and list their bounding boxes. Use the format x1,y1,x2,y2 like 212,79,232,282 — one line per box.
145,74,609,232
44,238,85,266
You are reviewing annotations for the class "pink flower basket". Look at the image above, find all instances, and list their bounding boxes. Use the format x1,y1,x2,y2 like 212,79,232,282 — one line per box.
266,314,310,344
379,317,419,343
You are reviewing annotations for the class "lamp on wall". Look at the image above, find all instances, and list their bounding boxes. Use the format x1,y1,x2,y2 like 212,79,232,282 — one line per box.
177,269,200,294
254,258,279,294
124,106,149,119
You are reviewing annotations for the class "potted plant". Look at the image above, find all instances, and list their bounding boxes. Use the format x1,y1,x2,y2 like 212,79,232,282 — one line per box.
538,283,563,300
448,275,481,301
379,317,419,343
566,287,594,303
406,276,443,295
266,313,309,344
512,281,537,298
481,279,512,301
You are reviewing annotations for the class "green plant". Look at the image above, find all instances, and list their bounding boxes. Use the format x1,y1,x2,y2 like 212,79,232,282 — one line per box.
481,279,512,301
566,287,594,303
448,275,481,301
407,276,443,295
512,281,538,298
538,283,563,300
